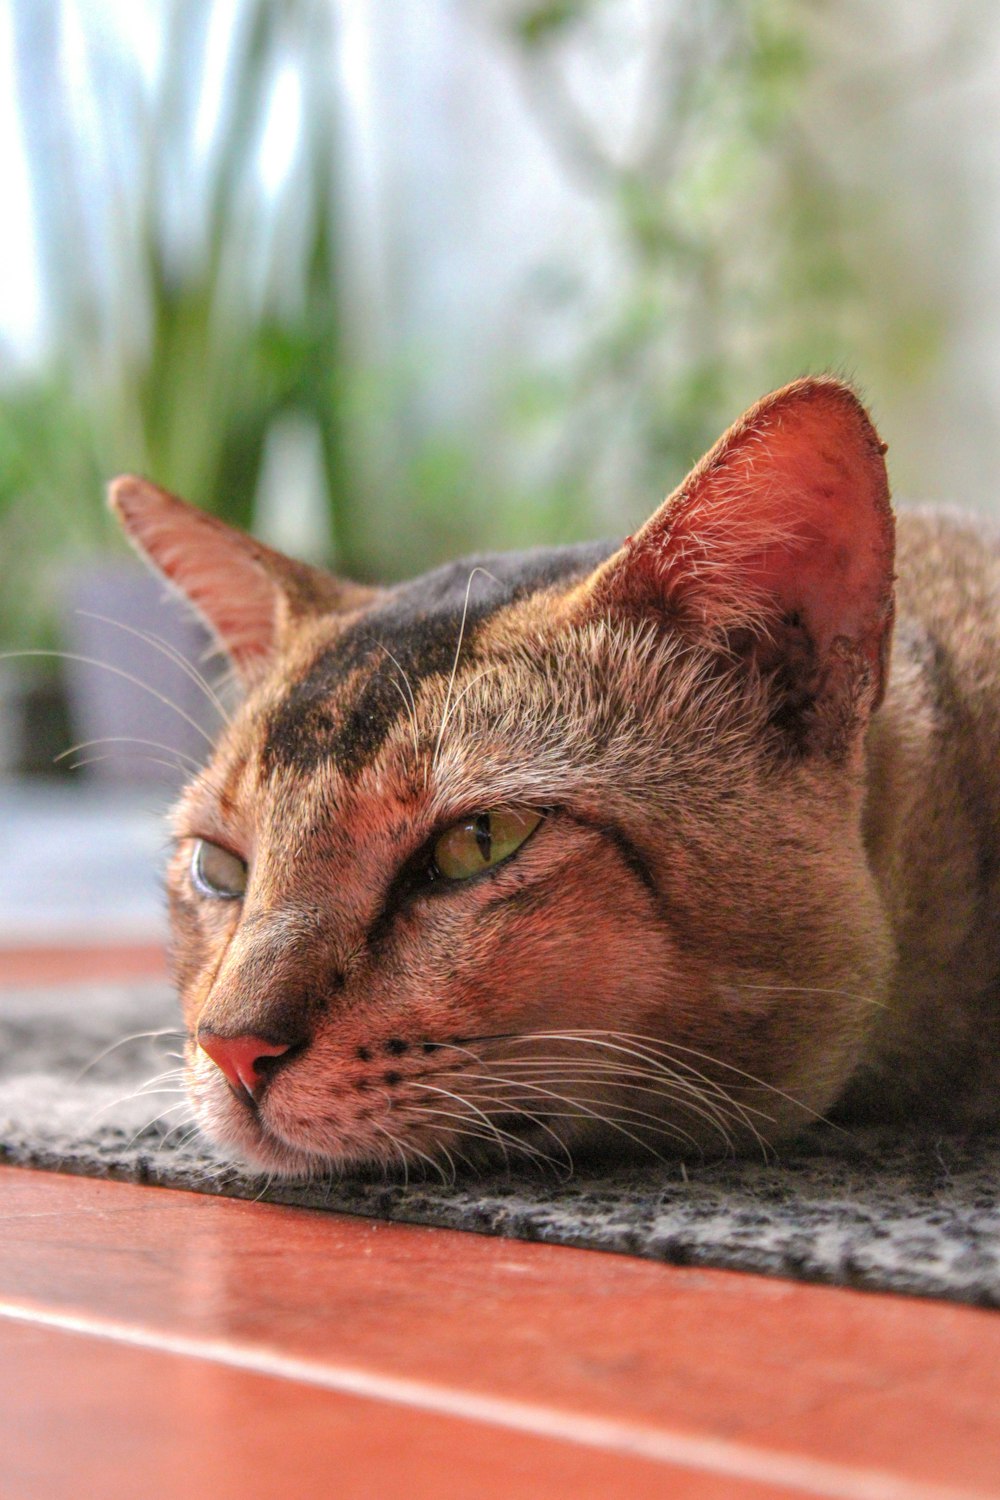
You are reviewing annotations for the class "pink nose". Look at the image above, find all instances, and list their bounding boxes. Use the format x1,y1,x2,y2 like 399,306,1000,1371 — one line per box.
198,1032,292,1100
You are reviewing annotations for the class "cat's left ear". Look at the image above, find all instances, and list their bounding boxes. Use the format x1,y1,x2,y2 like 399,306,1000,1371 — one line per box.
109,476,376,684
574,377,895,755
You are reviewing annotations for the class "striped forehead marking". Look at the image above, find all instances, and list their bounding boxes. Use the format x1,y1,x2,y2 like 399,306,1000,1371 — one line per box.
259,540,614,780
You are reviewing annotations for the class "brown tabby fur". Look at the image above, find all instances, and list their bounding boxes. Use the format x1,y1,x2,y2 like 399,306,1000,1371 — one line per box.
110,378,1000,1177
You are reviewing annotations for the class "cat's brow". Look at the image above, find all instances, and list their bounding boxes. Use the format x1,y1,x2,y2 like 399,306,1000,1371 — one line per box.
259,543,612,780
259,614,480,779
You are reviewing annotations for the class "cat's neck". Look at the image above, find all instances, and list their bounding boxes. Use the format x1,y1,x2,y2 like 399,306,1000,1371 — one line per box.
853,511,1000,1120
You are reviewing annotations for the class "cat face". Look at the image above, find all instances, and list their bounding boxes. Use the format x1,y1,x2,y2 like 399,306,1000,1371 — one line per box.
113,377,897,1177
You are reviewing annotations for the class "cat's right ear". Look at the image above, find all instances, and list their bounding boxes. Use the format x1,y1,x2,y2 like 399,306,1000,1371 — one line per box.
568,378,895,758
109,477,375,684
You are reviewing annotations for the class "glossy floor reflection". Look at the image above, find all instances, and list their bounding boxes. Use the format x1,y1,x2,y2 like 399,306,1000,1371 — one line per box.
4,1169,1000,1500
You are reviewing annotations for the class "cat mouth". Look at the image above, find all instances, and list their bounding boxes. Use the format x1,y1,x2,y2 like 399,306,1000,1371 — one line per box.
189,1065,315,1175
211,1101,336,1177
191,1036,721,1178
194,1069,409,1178
195,1070,539,1179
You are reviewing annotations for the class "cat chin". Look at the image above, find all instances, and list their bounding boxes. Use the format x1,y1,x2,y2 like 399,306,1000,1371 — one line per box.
223,1127,325,1180
192,1079,404,1180
189,1078,316,1178
203,1111,368,1180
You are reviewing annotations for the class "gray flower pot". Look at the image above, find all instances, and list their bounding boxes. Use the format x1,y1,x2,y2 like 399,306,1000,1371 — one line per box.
59,561,224,791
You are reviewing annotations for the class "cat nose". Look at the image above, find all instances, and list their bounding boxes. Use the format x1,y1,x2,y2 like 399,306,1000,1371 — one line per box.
197,1031,293,1101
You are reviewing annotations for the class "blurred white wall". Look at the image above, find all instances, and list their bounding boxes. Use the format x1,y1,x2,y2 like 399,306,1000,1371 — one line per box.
800,3,1000,510
6,1,1000,516
335,3,607,441
333,0,1000,516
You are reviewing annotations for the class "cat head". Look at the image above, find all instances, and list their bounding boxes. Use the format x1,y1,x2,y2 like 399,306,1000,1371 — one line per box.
112,377,895,1177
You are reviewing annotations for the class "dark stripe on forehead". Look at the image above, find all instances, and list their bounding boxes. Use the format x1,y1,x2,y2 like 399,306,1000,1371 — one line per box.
261,604,489,778
261,539,614,778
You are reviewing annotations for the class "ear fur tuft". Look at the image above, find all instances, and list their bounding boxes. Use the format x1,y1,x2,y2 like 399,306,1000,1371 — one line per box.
578,377,896,751
109,476,375,683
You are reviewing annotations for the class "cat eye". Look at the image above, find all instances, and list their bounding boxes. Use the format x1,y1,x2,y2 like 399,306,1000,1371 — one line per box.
191,840,248,900
431,810,543,882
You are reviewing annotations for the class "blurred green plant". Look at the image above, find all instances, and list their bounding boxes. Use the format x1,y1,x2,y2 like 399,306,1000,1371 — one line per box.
1,0,350,651
0,377,107,651
0,0,948,659
488,0,944,531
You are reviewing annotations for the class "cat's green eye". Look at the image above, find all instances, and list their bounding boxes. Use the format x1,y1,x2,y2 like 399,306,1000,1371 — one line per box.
191,840,248,900
432,809,543,882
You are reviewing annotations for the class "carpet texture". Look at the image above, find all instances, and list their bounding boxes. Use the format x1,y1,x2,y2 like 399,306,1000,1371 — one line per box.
2,979,999,1306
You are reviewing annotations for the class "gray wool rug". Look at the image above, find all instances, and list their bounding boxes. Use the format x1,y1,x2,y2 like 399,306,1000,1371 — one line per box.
2,978,999,1307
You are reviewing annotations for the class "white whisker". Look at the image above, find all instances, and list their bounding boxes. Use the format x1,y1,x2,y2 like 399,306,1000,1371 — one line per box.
55,736,204,775
66,752,200,779
73,610,230,723
409,1081,514,1168
367,639,421,762
370,1119,411,1187
0,649,217,746
125,1099,191,1149
456,1071,670,1164
431,567,500,776
734,981,887,1012
494,1031,784,1151
409,1089,568,1173
74,1028,185,1082
461,1066,730,1153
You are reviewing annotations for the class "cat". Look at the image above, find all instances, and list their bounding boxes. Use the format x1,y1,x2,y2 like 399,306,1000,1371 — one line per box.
110,376,1000,1179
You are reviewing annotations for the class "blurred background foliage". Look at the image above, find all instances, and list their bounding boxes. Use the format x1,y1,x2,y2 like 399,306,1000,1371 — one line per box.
1,0,346,651
492,0,939,534
0,0,986,662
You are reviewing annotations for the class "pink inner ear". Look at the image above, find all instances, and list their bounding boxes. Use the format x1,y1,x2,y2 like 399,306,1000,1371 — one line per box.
109,477,282,676
597,380,895,684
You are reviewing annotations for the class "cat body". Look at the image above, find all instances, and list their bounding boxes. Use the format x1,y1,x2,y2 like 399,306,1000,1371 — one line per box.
111,378,1000,1177
851,511,1000,1124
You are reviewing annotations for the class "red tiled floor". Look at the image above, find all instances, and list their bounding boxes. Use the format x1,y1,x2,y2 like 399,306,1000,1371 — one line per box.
2,1317,810,1500
0,942,167,986
2,1168,999,1499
